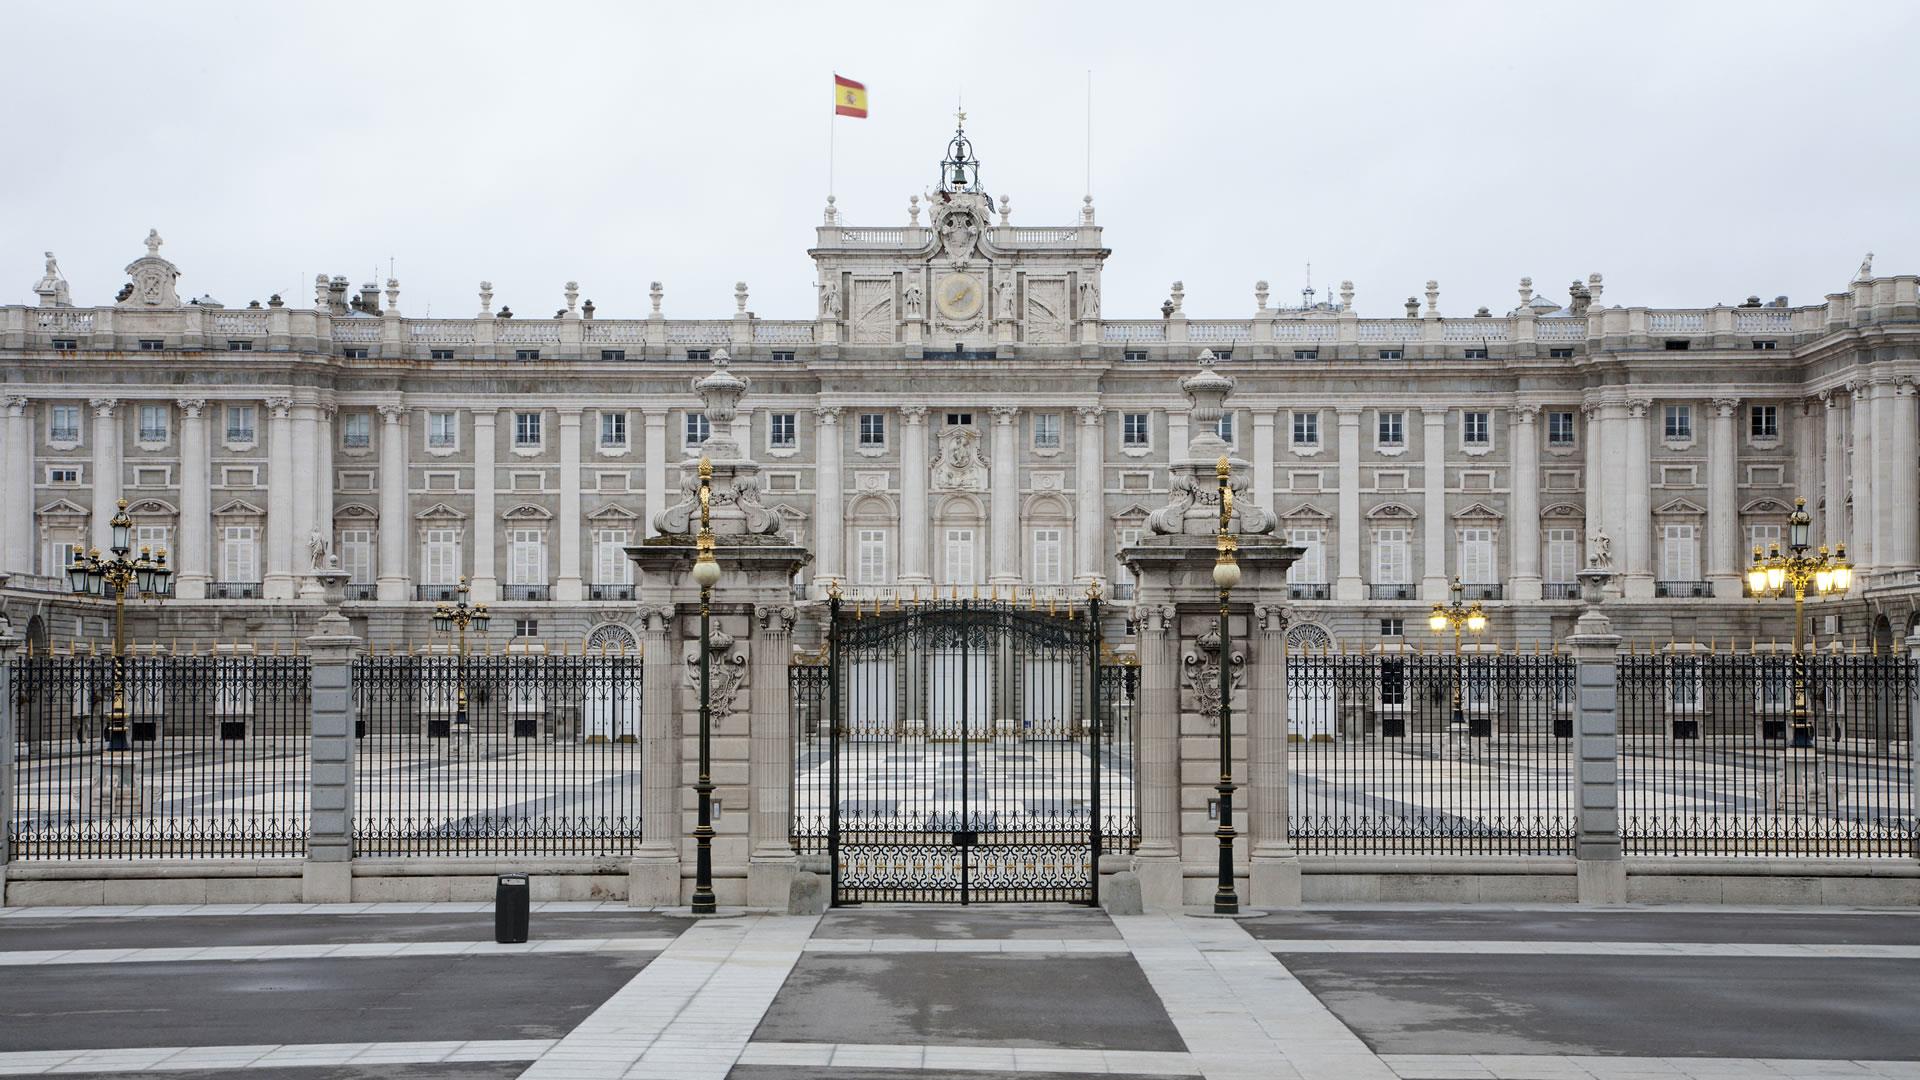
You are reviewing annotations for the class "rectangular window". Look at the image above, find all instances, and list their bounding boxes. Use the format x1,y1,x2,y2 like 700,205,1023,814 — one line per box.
1212,349,1232,361
339,529,374,584
1031,528,1064,585
340,413,370,448
1122,412,1150,447
1032,413,1061,450
599,411,628,448
1750,405,1778,439
1550,347,1575,359
221,525,259,583
1122,349,1149,362
138,404,169,444
684,413,711,446
49,404,80,443
1114,526,1143,594
514,411,542,447
428,411,458,449
856,528,888,584
514,349,540,361
421,529,460,586
770,350,796,363
1377,411,1404,447
430,348,456,360
1462,411,1490,446
858,413,886,447
48,465,80,484
1286,528,1326,584
508,529,547,586
224,405,256,444
50,338,76,350
1545,527,1579,584
1293,349,1319,360
1463,347,1488,359
227,340,253,352
1664,339,1690,351
1378,349,1403,360
1661,523,1699,582
1374,528,1410,585
128,524,169,560
514,619,539,639
1664,404,1692,441
770,413,797,448
1459,527,1496,584
947,413,974,427
600,349,626,361
594,529,634,585
1380,617,1405,637
1217,413,1235,443
139,339,165,351
1290,411,1318,447
46,540,79,578
1752,340,1777,351
1548,411,1576,446
342,347,369,360
686,348,711,362
944,528,976,585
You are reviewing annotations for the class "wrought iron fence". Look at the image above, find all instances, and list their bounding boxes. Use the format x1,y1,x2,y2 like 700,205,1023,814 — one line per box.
351,652,643,856
1287,651,1578,855
8,652,310,859
1618,650,1914,856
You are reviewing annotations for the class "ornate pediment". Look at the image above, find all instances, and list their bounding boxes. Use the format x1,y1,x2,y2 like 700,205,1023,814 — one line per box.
503,503,554,520
1367,501,1418,519
37,497,89,518
1541,501,1586,519
334,501,378,520
586,503,639,521
1655,497,1707,517
1452,501,1504,521
1280,502,1333,521
211,498,266,518
1741,497,1793,515
118,229,181,308
414,501,466,520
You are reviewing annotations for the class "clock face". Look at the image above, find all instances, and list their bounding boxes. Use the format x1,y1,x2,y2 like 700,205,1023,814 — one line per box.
936,274,983,320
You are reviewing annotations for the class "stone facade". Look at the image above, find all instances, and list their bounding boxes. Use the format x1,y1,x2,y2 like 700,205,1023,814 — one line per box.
3,137,1919,652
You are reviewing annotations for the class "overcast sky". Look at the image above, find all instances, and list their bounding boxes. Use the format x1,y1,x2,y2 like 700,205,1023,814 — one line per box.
6,1,1916,322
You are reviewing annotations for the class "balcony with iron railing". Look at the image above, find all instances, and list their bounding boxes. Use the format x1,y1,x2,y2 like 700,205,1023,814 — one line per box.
1110,580,1136,601
345,584,378,601
342,432,371,448
1656,580,1712,598
1542,583,1581,600
1462,584,1503,601
210,581,260,599
226,427,255,444
589,583,634,601
501,585,550,601
137,427,167,443
1289,583,1331,601
49,426,78,443
416,584,459,602
1369,584,1416,600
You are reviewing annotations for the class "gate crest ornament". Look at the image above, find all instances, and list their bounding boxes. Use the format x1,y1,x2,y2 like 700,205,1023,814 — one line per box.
685,627,745,719
931,425,989,492
1183,624,1246,728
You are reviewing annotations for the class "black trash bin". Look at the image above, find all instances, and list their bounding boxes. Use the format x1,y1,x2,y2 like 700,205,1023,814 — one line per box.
495,874,530,944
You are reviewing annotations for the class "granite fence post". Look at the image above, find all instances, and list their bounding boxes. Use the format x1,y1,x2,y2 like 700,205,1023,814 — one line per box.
0,630,21,906
302,602,361,904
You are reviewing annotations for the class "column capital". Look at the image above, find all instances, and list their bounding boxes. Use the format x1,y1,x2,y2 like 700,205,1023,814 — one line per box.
755,604,799,633
1710,397,1742,418
1896,377,1919,398
1625,397,1651,419
1253,603,1288,635
1819,388,1842,409
88,397,118,417
5,395,29,416
1420,405,1447,420
1580,401,1603,421
899,405,929,424
1076,405,1105,425
1140,603,1176,635
317,402,338,421
1335,406,1362,422
377,403,406,422
264,396,293,419
177,397,207,418
1512,403,1541,423
557,406,584,421
990,405,1021,424
814,405,842,425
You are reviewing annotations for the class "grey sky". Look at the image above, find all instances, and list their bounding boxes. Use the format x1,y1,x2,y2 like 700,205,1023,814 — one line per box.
6,1,1915,322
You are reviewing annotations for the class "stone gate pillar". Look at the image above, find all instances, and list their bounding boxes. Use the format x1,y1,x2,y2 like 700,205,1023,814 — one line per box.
627,353,811,909
1122,353,1300,911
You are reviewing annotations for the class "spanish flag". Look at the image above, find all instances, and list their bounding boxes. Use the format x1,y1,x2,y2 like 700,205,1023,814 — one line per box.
834,75,868,118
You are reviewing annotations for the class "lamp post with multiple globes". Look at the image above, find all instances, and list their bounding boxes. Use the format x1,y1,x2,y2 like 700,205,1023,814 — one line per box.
1428,579,1489,730
68,498,172,804
1745,496,1851,749
431,576,491,741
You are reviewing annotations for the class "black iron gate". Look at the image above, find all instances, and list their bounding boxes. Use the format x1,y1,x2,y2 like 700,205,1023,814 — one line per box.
818,595,1108,904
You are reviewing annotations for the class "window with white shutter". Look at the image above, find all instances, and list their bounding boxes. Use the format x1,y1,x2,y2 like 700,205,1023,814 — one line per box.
943,528,976,585
856,529,888,584
1661,523,1699,581
508,530,547,586
421,529,460,586
1374,528,1410,585
221,526,259,583
1031,528,1064,585
1287,528,1326,584
1459,527,1496,584
594,530,633,584
339,529,375,584
1544,528,1579,584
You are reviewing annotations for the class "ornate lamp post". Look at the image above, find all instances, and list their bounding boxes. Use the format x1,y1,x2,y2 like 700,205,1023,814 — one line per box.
1428,578,1489,728
1210,456,1242,915
1745,496,1850,748
68,498,172,755
432,576,491,740
689,457,723,914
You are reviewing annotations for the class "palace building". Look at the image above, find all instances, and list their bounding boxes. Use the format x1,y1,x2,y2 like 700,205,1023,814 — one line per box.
2,128,1918,653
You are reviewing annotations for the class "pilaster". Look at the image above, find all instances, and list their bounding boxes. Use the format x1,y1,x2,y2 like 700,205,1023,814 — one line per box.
263,397,296,600
1420,406,1448,600
1707,397,1742,597
375,404,410,601
1621,398,1655,599
643,409,668,540
1822,390,1847,549
1335,408,1363,601
1508,405,1542,601
1567,596,1624,904
988,405,1020,586
176,399,210,598
898,406,930,585
1248,602,1299,907
4,397,35,576
813,407,843,590
1131,602,1182,910
1849,381,1874,575
470,411,498,601
88,397,119,553
556,408,584,601
1075,406,1106,585
0,631,20,901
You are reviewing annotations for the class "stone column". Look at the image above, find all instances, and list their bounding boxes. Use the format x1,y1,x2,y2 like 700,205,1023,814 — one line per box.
1707,397,1742,597
1871,377,1897,581
1251,412,1276,515
1581,402,1605,567
1621,399,1654,598
1420,406,1448,599
898,406,930,585
813,407,843,589
88,398,119,553
643,409,669,539
1849,381,1874,574
1131,603,1182,910
290,403,319,591
263,397,296,600
1335,409,1362,601
630,603,680,904
1823,391,1847,547
3,397,32,576
375,405,410,601
1568,579,1624,904
1885,380,1919,575
175,399,210,599
470,411,497,601
557,408,584,601
317,406,335,557
747,603,798,909
989,405,1020,586
0,631,20,901
1248,603,1299,905
302,605,361,903
1509,405,1542,601
1076,406,1106,585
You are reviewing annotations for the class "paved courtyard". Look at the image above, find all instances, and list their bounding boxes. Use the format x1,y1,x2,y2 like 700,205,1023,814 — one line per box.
0,901,1916,1079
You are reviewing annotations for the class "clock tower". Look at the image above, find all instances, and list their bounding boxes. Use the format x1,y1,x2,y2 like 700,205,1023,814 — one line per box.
808,115,1110,358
